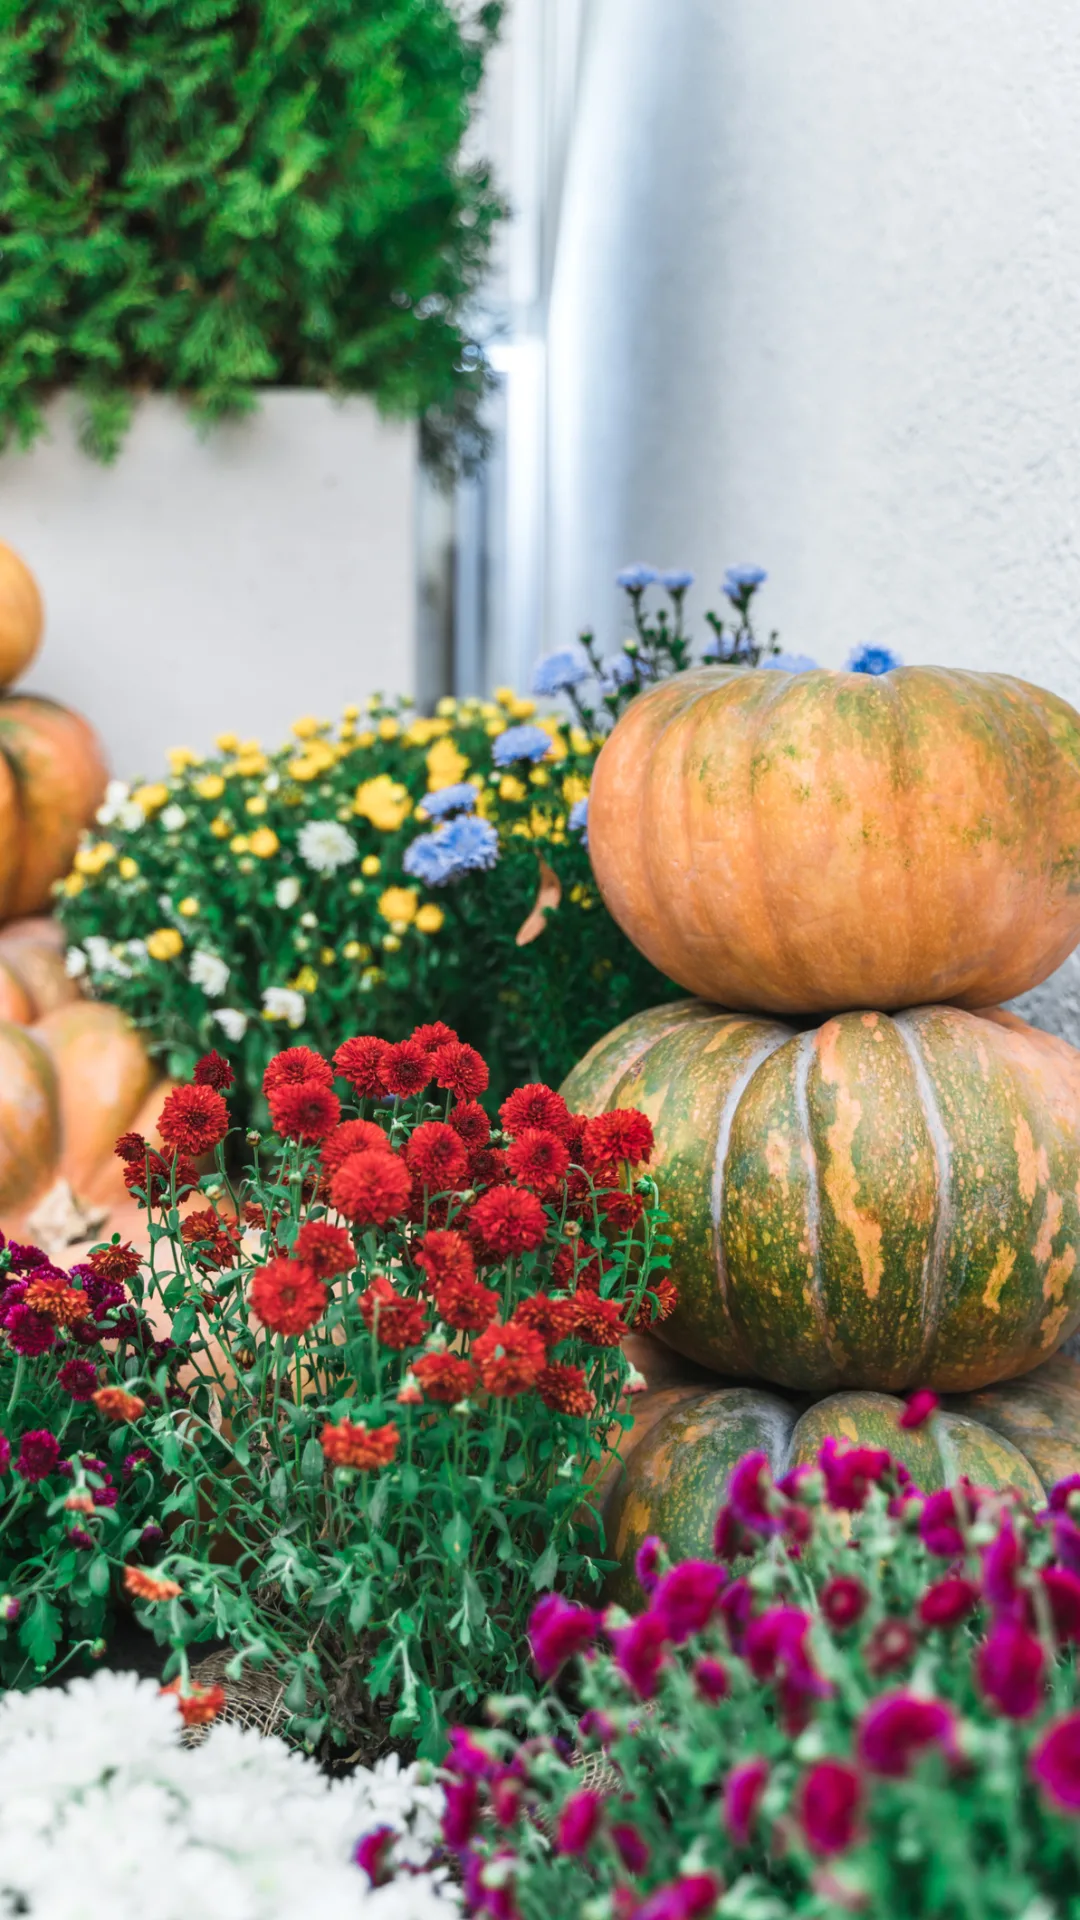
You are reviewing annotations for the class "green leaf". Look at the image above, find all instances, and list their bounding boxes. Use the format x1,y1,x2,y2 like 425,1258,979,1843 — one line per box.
300,1438,324,1486
19,1595,61,1669
530,1541,560,1591
441,1513,471,1563
348,1579,372,1633
463,1570,487,1628
170,1303,198,1345
283,1668,308,1713
88,1557,111,1598
269,1468,289,1514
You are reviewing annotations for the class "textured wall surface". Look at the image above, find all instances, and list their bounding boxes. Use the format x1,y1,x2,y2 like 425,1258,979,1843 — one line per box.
0,393,415,779
546,0,1080,1038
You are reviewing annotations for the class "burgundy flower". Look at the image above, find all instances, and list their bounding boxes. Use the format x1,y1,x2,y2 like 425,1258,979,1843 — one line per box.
555,1789,604,1855
798,1758,861,1856
858,1691,957,1776
354,1827,395,1887
1049,1474,1080,1512
57,1358,98,1402
611,1822,650,1874
442,1777,479,1849
727,1452,780,1534
719,1576,752,1653
490,1769,523,1826
1041,1567,1080,1643
445,1729,496,1780
724,1758,769,1845
694,1656,729,1702
1031,1712,1080,1810
462,1850,517,1920
819,1576,867,1630
818,1436,891,1511
528,1594,601,1681
15,1429,61,1483
864,1617,917,1676
976,1620,1045,1719
919,1482,979,1557
744,1607,826,1703
898,1388,939,1430
6,1305,55,1357
919,1575,980,1630
0,1432,9,1474
637,1878,720,1920
652,1560,726,1643
1053,1513,1080,1574
612,1610,669,1699
982,1518,1024,1613
635,1535,663,1594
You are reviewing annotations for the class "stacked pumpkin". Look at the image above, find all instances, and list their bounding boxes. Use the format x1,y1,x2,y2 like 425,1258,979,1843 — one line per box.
564,664,1080,1598
0,543,171,1251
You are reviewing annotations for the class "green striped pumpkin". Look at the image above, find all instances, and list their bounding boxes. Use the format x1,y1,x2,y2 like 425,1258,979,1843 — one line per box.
563,999,1080,1393
602,1345,1080,1610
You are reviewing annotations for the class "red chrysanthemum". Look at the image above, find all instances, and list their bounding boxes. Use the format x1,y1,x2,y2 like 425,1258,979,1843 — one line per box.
330,1150,411,1226
468,1146,511,1191
333,1034,390,1096
161,1678,226,1727
412,1352,479,1403
293,1220,354,1279
321,1418,400,1470
631,1275,679,1327
179,1209,239,1270
123,1151,200,1205
24,1276,92,1326
194,1050,235,1091
596,1189,645,1235
88,1240,142,1283
92,1386,147,1422
411,1021,458,1055
125,1566,181,1602
267,1078,341,1143
517,1292,579,1347
405,1121,469,1191
413,1228,475,1289
249,1256,328,1336
473,1318,546,1396
321,1119,392,1177
263,1046,334,1096
432,1040,489,1100
537,1362,596,1417
449,1101,490,1152
358,1274,429,1349
158,1083,230,1156
114,1132,148,1166
582,1109,654,1176
432,1274,500,1333
499,1083,572,1140
551,1244,610,1292
468,1186,548,1260
573,1292,627,1347
382,1039,432,1098
506,1129,570,1193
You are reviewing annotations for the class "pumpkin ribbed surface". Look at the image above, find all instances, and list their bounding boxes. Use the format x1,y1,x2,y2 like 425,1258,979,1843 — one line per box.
563,999,1080,1392
588,666,1080,1013
0,697,108,917
602,1348,1080,1609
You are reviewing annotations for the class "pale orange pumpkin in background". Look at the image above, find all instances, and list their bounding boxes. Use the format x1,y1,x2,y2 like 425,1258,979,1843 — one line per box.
587,665,1080,1015
0,539,43,689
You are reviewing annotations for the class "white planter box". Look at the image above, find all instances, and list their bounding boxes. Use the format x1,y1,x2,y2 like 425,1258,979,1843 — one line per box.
0,392,416,778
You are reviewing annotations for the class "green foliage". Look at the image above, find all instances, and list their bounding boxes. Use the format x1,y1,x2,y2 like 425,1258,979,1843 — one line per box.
0,0,503,461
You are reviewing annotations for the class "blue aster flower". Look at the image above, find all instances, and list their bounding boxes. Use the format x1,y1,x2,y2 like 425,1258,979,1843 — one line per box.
760,651,819,673
421,783,477,819
723,565,768,600
532,649,590,696
568,797,589,844
845,644,903,676
599,651,638,691
491,724,552,768
616,564,659,591
434,814,500,877
402,832,453,886
659,569,695,593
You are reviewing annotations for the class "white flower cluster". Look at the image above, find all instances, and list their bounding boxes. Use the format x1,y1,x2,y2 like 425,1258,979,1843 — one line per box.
95,779,145,833
0,1670,457,1920
298,820,358,874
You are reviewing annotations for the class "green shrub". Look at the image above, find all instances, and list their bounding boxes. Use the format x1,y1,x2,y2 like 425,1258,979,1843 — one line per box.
0,0,502,462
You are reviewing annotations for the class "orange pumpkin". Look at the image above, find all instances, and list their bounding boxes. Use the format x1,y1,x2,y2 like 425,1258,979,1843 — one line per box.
0,916,81,1021
0,696,108,919
0,540,43,689
588,665,1080,1015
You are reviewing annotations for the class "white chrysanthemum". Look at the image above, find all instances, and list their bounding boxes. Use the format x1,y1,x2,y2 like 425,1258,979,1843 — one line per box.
262,987,306,1028
95,778,130,826
213,1008,249,1042
189,951,230,999
83,936,130,978
64,947,87,979
160,804,187,833
274,875,302,910
298,820,358,874
118,800,146,832
0,1671,458,1920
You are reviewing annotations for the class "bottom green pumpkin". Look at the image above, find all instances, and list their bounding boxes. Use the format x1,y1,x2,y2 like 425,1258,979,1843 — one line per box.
602,1339,1080,1609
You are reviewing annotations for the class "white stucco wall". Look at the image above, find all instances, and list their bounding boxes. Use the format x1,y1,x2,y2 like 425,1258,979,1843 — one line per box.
544,0,1080,1038
0,393,416,781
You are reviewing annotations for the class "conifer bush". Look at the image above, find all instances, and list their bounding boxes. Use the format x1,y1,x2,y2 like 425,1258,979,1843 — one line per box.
0,0,502,461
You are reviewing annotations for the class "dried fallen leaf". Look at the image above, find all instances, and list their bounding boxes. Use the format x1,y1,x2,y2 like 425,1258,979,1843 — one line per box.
515,856,562,946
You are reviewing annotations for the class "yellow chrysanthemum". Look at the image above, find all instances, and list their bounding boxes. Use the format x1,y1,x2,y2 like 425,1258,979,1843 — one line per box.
361,854,381,876
509,697,537,720
133,783,168,815
570,727,597,757
355,730,377,749
74,841,115,876
146,927,184,961
361,965,384,987
415,903,445,934
342,704,360,723
529,767,550,787
230,835,250,854
215,732,240,753
195,774,226,801
249,827,280,859
230,752,269,779
435,696,458,718
291,965,319,994
292,716,320,739
62,873,85,897
382,933,402,953
245,795,268,816
343,940,372,962
168,747,201,774
177,897,200,917
210,816,230,839
498,775,527,803
320,947,336,966
494,686,516,708
484,719,506,739
378,718,400,742
536,717,568,760
378,886,418,926
562,773,590,807
426,737,469,790
403,716,440,747
119,857,139,880
353,775,412,831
